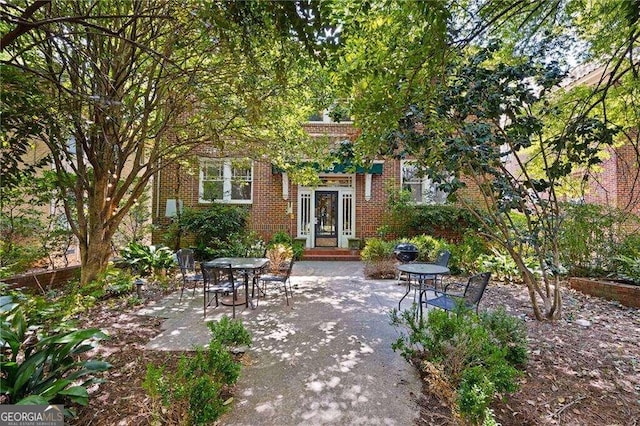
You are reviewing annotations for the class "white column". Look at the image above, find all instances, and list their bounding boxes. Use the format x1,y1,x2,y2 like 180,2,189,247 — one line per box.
365,173,372,201
282,172,289,200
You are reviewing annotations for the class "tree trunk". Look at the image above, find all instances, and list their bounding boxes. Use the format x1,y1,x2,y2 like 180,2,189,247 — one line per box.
79,233,113,285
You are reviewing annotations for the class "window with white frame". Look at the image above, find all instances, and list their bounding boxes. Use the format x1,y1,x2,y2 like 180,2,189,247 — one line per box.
401,161,447,204
199,158,253,203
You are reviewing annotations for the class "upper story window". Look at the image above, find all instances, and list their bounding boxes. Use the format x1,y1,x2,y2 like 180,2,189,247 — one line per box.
306,103,352,123
199,158,253,203
401,160,448,204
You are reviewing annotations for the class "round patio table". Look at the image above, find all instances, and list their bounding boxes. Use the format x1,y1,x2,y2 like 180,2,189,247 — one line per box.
397,263,450,319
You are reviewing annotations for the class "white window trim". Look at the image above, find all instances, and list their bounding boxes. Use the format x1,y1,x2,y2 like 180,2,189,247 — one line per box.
199,158,253,204
400,160,447,205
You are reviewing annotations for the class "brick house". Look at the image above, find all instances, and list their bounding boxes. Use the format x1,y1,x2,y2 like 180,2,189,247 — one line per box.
151,113,447,249
562,64,640,214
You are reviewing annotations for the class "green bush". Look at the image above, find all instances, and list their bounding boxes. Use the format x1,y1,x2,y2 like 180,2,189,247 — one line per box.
450,233,491,275
143,318,252,425
614,255,640,285
207,316,252,348
268,231,304,260
408,204,483,236
120,242,175,276
176,205,248,260
100,267,136,297
391,306,527,425
360,238,395,261
12,282,99,330
557,203,630,276
0,295,110,415
407,235,440,261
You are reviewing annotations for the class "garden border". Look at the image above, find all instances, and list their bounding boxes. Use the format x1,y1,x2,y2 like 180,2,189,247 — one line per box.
569,277,640,308
2,266,81,293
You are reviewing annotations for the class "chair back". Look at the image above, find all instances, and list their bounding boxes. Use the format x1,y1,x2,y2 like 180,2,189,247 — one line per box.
201,262,234,288
434,250,451,267
463,272,491,307
283,257,295,278
176,248,195,272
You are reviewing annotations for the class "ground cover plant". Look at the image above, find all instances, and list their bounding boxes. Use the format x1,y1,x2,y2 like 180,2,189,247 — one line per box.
391,305,528,425
0,295,111,417
142,317,252,425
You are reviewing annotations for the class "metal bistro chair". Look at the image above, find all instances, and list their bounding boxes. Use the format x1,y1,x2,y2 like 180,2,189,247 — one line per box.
176,248,202,301
201,262,236,318
258,257,294,306
413,250,451,303
426,272,491,314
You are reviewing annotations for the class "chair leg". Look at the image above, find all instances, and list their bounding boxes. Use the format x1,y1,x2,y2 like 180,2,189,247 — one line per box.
180,279,186,301
283,279,289,306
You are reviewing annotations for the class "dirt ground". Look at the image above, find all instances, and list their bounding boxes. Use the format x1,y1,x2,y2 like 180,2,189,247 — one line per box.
417,281,640,426
70,280,639,425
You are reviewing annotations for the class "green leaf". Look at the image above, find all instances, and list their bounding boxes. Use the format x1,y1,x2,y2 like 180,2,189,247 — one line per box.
16,395,50,405
13,360,37,394
40,379,71,399
58,386,89,405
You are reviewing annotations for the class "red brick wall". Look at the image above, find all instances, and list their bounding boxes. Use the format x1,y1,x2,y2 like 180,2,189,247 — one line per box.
355,161,397,238
570,277,640,308
249,162,291,241
582,141,640,215
151,121,491,246
615,142,640,214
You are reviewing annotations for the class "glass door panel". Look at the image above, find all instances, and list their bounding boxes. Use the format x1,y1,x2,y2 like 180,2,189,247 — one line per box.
314,191,338,247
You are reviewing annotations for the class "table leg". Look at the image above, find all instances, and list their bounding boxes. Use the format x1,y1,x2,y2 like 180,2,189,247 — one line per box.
398,275,412,310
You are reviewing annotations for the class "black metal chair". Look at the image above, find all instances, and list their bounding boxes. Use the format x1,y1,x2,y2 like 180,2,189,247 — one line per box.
258,257,294,306
426,272,491,314
201,262,236,318
176,248,202,301
413,249,451,301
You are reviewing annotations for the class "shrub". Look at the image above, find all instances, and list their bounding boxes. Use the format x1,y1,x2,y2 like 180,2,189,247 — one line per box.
0,295,111,415
407,235,440,261
266,244,293,273
408,204,483,236
207,316,252,348
268,231,303,260
557,203,631,276
614,255,640,285
477,249,521,284
360,238,395,262
176,205,248,260
391,306,527,425
450,233,491,275
120,242,175,277
143,318,252,425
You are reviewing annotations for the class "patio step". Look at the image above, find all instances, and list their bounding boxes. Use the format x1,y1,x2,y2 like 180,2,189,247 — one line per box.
302,248,361,261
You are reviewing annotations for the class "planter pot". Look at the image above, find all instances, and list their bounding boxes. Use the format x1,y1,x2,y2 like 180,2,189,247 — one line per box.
569,277,640,308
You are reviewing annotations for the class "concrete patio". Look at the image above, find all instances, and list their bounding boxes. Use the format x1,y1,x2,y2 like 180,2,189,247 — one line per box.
136,261,423,425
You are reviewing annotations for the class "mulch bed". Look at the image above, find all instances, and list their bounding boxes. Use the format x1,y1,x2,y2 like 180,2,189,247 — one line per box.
416,281,640,426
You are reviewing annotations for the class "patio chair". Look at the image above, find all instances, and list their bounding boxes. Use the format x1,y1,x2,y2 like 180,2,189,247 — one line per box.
413,250,451,301
258,257,294,306
176,248,202,301
201,262,236,318
426,272,491,314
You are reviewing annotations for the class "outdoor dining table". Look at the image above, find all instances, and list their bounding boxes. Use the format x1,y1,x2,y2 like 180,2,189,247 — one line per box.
396,263,450,319
203,257,269,309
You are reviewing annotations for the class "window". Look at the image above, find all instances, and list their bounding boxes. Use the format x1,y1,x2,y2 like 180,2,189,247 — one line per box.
401,161,447,204
199,158,252,203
